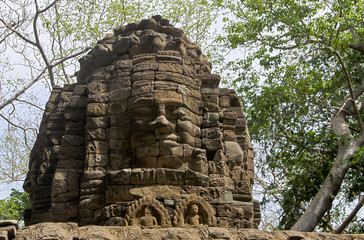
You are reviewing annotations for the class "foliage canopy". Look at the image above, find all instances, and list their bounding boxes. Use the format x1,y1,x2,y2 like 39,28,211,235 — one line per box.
218,0,364,232
0,189,30,222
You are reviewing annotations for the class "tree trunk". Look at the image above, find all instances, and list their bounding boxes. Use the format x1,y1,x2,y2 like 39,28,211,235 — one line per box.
291,142,356,231
291,111,361,232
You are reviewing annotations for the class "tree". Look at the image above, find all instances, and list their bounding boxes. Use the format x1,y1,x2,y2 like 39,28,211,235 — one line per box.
218,0,364,232
0,188,30,222
0,0,221,185
0,127,32,182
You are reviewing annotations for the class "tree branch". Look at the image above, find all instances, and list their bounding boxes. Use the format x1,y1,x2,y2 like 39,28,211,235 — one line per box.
15,99,45,111
33,0,60,87
329,48,364,132
334,195,364,233
0,68,47,111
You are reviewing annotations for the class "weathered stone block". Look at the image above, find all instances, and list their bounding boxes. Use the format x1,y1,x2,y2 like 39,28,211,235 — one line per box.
185,169,209,187
109,88,131,101
87,103,108,117
87,128,106,140
107,169,131,185
134,62,158,72
57,159,84,169
87,81,107,94
73,85,87,95
108,126,131,139
132,106,156,120
80,186,105,196
82,170,105,181
80,194,105,209
131,71,155,82
105,186,134,203
70,96,88,108
188,160,208,175
131,156,157,168
157,168,185,185
65,120,84,132
64,109,86,121
157,155,184,169
87,153,108,167
115,59,133,69
87,116,109,129
201,138,223,152
219,95,231,108
203,94,219,104
177,132,195,146
109,77,131,90
224,130,237,141
52,202,79,221
158,62,183,74
110,113,131,126
178,107,202,126
61,135,84,146
183,97,203,115
155,90,183,106
108,101,127,114
111,139,129,152
52,179,68,196
87,141,108,154
235,179,252,195
108,150,132,169
130,168,156,184
88,93,109,103
226,145,245,169
58,146,84,160
209,175,235,190
215,204,245,218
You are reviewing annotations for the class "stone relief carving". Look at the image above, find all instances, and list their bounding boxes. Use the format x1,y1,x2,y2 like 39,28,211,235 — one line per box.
173,195,216,227
23,15,260,228
138,206,159,228
125,196,171,228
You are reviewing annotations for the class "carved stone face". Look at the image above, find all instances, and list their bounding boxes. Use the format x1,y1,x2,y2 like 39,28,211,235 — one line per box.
190,204,199,215
24,16,260,228
144,206,152,216
128,84,202,170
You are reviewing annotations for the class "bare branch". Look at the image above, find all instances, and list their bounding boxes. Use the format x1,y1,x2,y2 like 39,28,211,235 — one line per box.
334,195,364,233
0,68,47,111
0,18,37,46
33,0,59,86
15,99,45,111
51,47,91,68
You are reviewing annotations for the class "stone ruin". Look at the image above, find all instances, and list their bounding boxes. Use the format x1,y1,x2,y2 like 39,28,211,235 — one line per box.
23,15,261,229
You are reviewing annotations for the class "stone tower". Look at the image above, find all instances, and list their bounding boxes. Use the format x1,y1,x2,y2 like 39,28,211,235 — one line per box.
23,16,261,228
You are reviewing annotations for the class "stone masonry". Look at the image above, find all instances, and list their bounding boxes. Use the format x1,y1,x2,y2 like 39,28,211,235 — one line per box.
23,16,261,229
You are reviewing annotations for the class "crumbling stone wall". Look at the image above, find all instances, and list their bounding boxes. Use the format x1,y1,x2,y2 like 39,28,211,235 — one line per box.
23,16,260,228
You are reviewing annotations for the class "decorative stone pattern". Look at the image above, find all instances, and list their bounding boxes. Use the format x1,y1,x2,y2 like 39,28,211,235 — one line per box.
24,16,259,228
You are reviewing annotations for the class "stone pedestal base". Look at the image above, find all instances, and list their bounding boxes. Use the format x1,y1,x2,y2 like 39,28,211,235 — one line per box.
14,222,364,240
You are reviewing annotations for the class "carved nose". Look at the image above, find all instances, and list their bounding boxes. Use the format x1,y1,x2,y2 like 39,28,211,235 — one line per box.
150,115,174,130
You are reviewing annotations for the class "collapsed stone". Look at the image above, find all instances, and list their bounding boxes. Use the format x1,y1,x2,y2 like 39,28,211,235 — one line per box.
23,15,261,228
